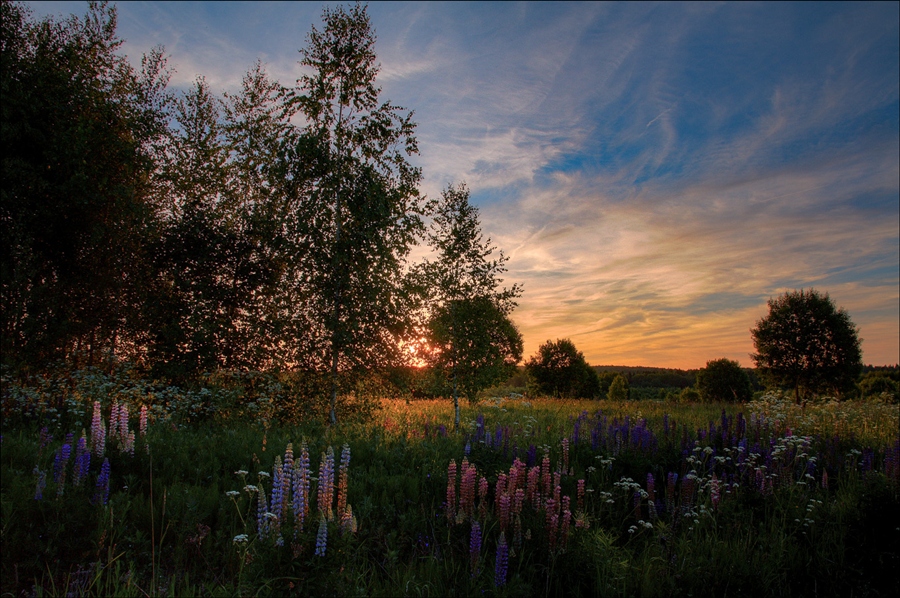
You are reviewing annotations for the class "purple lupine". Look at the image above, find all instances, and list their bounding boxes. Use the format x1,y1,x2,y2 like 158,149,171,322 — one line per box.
93,458,111,505
53,442,72,497
315,516,328,557
271,456,284,540
646,474,656,519
337,444,350,518
256,483,270,539
72,435,90,487
494,532,509,587
282,444,294,517
34,467,46,500
469,521,482,576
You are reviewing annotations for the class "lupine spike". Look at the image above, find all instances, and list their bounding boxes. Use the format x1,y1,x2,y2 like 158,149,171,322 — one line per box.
494,532,509,587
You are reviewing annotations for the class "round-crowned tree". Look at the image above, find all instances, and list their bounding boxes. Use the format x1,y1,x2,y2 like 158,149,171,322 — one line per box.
751,289,862,403
525,339,600,398
696,358,752,403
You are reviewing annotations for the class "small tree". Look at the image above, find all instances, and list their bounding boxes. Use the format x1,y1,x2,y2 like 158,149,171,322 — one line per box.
525,339,600,399
696,358,752,403
751,289,862,403
607,374,629,402
420,183,522,428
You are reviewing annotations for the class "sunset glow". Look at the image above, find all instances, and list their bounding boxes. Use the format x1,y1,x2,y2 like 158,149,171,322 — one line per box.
29,1,900,368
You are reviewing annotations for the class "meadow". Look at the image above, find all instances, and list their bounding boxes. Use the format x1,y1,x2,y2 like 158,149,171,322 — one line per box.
1,368,898,597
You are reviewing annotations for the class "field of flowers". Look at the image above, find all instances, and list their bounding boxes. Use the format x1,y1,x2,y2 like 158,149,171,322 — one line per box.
1,368,899,597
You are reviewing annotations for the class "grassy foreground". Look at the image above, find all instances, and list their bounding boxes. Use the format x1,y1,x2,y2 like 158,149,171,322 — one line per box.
2,381,899,597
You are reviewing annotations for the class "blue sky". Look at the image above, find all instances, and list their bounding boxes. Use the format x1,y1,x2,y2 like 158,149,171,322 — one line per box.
29,1,900,367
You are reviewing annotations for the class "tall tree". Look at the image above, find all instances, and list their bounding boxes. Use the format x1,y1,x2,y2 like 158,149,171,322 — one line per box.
695,358,752,403
421,183,522,428
287,3,423,423
751,289,862,403
1,0,169,369
525,338,600,399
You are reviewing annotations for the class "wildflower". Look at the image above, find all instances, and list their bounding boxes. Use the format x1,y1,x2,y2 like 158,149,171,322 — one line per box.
541,451,552,498
527,466,540,510
118,404,130,447
33,467,46,500
446,460,457,522
340,504,358,535
235,470,249,477
478,476,489,520
233,534,249,545
315,516,328,557
282,444,294,515
513,488,525,516
577,478,586,512
317,447,335,521
109,401,120,442
271,456,283,538
561,437,569,473
225,490,240,498
560,503,572,552
90,402,106,457
821,469,829,490
469,521,482,576
257,484,269,539
93,458,111,506
73,434,90,487
498,491,511,532
337,444,350,519
460,461,477,520
53,442,72,497
494,532,509,587
293,441,311,535
139,405,148,437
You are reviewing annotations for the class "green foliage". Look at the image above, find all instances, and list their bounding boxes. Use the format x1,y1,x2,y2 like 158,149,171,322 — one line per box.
525,339,600,399
695,358,752,403
419,183,523,426
607,374,629,402
858,372,900,404
285,3,424,424
751,289,862,403
1,0,169,368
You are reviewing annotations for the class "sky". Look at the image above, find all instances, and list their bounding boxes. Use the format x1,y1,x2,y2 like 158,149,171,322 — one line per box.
28,1,900,368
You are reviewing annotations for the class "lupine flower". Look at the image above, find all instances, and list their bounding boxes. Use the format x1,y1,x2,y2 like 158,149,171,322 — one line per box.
271,456,284,538
498,492,511,532
478,476,489,520
821,469,829,490
90,402,106,457
317,447,335,521
560,504,572,552
541,451,552,499
109,402,120,441
494,532,509,587
460,463,477,520
118,404,130,446
282,444,294,516
73,435,90,487
495,473,508,502
293,442,310,534
339,504,358,535
666,472,677,509
53,442,72,497
446,460,457,522
513,488,525,516
469,521,482,576
527,466,540,510
337,444,350,518
34,467,46,500
139,405,148,437
257,483,269,539
547,510,559,552
94,458,111,506
577,478,586,512
681,475,695,515
561,437,569,474
315,516,328,557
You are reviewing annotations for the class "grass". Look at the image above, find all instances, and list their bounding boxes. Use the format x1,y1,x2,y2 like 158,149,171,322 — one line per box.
2,377,899,597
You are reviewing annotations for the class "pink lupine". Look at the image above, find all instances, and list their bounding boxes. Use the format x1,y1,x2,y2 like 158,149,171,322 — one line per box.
446,460,458,522
561,437,569,474
118,404,129,444
499,492,511,533
139,405,148,437
90,402,106,457
527,466,541,510
513,488,525,516
577,478,586,512
478,476,489,520
109,401,120,442
560,502,572,552
461,464,477,520
541,452,552,499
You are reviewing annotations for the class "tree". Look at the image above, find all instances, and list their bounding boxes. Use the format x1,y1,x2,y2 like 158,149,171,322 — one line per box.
607,374,630,402
426,296,523,405
695,358,752,403
751,289,862,403
1,1,169,369
525,339,600,399
420,183,523,427
287,4,423,423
